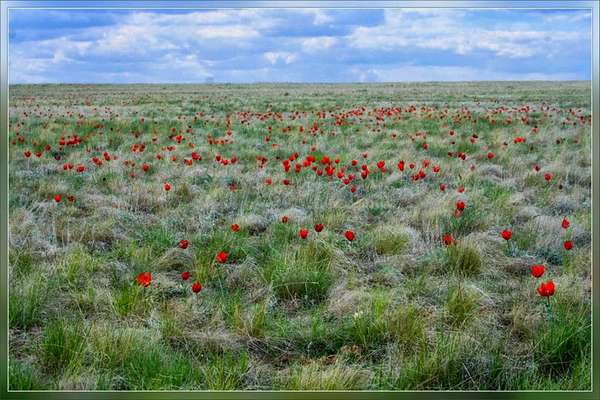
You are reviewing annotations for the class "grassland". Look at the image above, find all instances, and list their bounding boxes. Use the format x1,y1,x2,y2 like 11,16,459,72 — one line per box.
8,82,592,390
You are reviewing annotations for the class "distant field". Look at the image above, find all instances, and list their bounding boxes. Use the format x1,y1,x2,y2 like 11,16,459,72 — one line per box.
8,82,592,390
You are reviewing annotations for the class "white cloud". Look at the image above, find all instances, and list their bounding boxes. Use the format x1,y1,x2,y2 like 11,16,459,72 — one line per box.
264,51,298,65
348,9,587,59
301,36,338,53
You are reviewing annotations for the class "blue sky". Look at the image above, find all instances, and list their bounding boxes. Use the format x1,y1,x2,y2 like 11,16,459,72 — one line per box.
8,8,592,83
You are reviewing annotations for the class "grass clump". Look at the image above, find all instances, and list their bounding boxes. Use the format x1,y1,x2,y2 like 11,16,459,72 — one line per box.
203,351,249,390
388,305,428,352
88,325,201,390
534,297,590,378
9,360,47,390
112,283,151,317
9,274,48,329
41,318,87,373
371,228,410,255
267,241,334,302
281,361,369,390
446,285,477,327
445,241,482,277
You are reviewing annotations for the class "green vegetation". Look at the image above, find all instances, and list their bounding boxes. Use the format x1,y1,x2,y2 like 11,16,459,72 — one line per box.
8,82,591,390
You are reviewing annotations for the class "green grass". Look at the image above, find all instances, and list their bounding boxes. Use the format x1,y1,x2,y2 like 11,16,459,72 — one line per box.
445,241,482,277
8,82,591,390
266,241,334,302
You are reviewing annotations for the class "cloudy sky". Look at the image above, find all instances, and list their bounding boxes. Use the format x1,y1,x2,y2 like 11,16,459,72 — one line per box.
8,8,592,83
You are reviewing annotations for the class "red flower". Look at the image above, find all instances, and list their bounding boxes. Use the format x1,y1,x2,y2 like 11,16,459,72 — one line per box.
54,194,62,203
136,271,152,287
192,281,202,293
440,183,446,191
456,200,465,211
178,239,189,249
537,280,555,297
501,229,512,241
231,223,240,232
544,173,552,182
281,215,289,223
181,271,190,281
314,223,324,233
142,163,150,172
164,183,171,191
561,218,570,229
530,264,545,278
299,228,309,239
344,230,355,241
24,150,31,158
216,251,229,263
564,240,573,250
487,152,494,159
443,234,454,246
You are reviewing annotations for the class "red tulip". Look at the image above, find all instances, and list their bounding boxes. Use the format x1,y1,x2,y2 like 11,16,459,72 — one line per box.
501,229,512,241
281,216,289,223
530,264,545,278
178,239,189,249
537,280,555,297
561,218,570,229
181,271,190,281
443,234,454,246
487,152,494,159
231,223,240,232
164,183,171,191
216,251,229,263
564,240,573,250
350,185,357,193
344,230,355,241
24,150,31,158
456,200,465,211
544,173,552,182
314,223,324,233
142,163,150,172
191,281,202,293
136,271,152,287
299,228,309,239
54,194,62,203
440,183,446,191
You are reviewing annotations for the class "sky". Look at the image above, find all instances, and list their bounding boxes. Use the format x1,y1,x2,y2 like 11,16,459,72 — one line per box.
8,8,592,83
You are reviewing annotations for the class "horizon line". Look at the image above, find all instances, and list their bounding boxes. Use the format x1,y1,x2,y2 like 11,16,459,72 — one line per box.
8,80,592,85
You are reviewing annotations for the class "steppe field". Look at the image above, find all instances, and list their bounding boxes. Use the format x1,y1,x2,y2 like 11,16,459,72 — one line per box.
8,82,592,390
